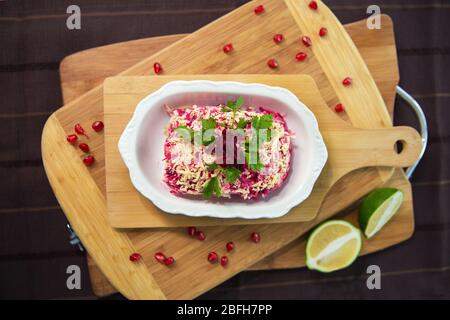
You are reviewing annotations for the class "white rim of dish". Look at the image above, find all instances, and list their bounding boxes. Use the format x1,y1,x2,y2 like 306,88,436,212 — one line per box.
118,80,328,219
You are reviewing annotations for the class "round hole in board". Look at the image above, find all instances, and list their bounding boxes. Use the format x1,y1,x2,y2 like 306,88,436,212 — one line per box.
394,140,405,154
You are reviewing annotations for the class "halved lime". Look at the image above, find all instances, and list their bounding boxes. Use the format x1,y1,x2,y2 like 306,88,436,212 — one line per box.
359,188,404,239
306,220,362,273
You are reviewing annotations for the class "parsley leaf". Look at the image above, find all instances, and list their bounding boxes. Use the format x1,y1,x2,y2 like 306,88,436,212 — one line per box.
249,162,264,172
235,96,244,109
202,177,221,198
207,163,219,171
202,117,216,130
174,126,194,142
258,114,273,129
223,96,244,114
224,167,241,183
237,118,249,129
251,114,273,129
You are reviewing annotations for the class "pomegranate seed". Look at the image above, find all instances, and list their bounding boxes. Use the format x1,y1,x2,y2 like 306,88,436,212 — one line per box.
273,34,284,44
223,43,233,54
154,252,166,264
164,257,175,266
92,121,104,132
250,232,261,243
220,256,228,267
342,77,353,86
335,103,344,113
254,5,265,15
67,134,78,144
83,155,95,167
153,62,162,75
301,36,312,47
74,123,88,138
309,1,318,10
295,52,308,61
267,58,279,69
187,226,196,237
78,143,90,153
226,241,235,252
129,253,141,262
207,252,218,263
319,27,328,37
196,230,206,241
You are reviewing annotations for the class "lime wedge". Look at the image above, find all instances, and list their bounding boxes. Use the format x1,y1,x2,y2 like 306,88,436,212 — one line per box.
306,220,362,273
359,188,404,239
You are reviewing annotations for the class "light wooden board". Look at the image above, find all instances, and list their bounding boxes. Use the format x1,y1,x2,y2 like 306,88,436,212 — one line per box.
104,75,420,228
43,111,415,299
58,16,406,296
44,0,406,298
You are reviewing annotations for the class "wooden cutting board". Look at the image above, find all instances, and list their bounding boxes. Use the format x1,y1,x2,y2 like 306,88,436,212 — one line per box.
59,16,407,296
104,75,420,228
43,108,414,299
43,0,405,298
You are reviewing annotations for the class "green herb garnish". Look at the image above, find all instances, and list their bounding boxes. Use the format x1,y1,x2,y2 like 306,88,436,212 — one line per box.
224,167,241,183
251,114,273,129
207,163,219,171
201,117,216,145
174,126,194,142
203,176,221,198
237,118,249,129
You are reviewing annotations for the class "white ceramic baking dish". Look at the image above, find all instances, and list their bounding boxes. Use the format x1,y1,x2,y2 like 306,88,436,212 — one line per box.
118,80,328,219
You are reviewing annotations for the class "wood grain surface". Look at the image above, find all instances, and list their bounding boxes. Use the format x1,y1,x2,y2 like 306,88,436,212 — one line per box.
104,75,420,228
59,15,405,296
46,0,407,299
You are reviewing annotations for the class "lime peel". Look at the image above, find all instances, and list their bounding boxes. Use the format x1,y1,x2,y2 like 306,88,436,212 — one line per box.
306,220,362,273
359,188,404,239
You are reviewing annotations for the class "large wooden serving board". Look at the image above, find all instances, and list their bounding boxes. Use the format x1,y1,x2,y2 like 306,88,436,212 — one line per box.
104,75,420,228
59,16,407,296
43,0,405,298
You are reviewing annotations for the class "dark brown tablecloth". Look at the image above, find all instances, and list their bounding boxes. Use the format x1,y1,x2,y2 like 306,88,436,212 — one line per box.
0,0,449,299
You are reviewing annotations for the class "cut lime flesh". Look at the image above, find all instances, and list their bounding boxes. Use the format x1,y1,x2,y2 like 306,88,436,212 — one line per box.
359,188,404,239
306,220,362,273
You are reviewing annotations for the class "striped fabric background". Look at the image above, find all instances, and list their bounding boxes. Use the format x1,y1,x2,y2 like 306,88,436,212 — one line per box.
0,0,448,299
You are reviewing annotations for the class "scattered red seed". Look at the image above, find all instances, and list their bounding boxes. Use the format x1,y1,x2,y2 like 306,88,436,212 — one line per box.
163,257,175,266
207,252,219,263
129,252,141,262
154,252,166,264
308,1,318,10
92,121,104,132
335,103,344,113
273,34,284,44
67,134,78,144
254,5,265,15
196,230,206,241
83,155,95,166
153,62,162,74
223,43,233,54
187,226,196,237
267,58,279,69
220,256,228,267
319,27,328,37
74,123,88,138
301,36,312,47
226,241,235,252
78,143,90,153
250,232,261,243
295,52,308,62
342,77,353,86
